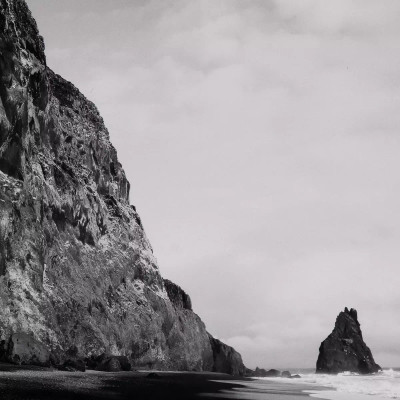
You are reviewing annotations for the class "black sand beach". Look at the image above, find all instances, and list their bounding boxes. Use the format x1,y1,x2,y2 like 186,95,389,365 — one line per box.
0,364,326,400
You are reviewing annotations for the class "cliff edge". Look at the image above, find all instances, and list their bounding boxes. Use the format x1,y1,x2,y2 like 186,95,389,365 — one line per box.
316,308,381,374
0,0,245,375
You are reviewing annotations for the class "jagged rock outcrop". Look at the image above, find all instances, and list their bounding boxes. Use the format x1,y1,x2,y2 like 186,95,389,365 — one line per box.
0,0,245,374
246,367,281,377
316,308,381,374
209,335,246,376
94,355,131,372
163,279,192,311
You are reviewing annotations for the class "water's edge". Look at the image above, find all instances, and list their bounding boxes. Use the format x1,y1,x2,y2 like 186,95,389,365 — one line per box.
259,369,400,399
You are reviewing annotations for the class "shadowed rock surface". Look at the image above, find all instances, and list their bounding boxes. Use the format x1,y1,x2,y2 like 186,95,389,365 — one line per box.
246,367,281,377
245,368,301,379
0,0,245,375
94,355,131,372
316,308,381,374
163,279,192,311
209,335,246,376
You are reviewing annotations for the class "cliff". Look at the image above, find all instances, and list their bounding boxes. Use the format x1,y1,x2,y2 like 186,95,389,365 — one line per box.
0,0,245,375
209,335,246,376
316,308,381,374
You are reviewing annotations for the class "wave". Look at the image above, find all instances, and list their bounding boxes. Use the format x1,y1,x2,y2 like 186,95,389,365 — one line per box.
258,369,400,399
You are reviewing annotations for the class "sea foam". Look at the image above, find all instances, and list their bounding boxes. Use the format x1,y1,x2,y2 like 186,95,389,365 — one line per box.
259,369,400,399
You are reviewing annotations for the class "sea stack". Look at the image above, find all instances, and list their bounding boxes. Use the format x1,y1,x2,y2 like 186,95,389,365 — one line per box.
0,0,245,374
316,308,381,374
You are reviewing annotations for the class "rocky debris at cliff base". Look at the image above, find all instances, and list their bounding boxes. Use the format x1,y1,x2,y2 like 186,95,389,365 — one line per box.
316,307,381,374
58,359,86,372
146,372,161,379
263,368,281,377
245,368,300,378
94,356,132,372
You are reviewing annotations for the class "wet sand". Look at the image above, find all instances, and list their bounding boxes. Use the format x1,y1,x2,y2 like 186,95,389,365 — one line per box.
0,363,326,400
200,379,327,400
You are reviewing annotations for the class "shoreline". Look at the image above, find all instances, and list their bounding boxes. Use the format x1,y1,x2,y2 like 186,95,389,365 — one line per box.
201,378,328,400
0,363,329,400
256,373,398,400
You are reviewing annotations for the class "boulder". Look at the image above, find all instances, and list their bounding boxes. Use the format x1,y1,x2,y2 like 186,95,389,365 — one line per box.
255,367,268,377
59,359,86,372
94,355,132,372
146,372,161,379
265,369,281,377
316,308,381,374
281,371,291,378
247,367,282,377
245,367,282,378
5,334,51,367
246,367,267,377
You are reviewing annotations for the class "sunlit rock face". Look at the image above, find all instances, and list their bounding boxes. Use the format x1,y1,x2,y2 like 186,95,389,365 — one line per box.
316,308,381,374
0,0,244,374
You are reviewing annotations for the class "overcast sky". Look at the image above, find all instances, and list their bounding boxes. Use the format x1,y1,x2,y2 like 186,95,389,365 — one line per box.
26,0,400,369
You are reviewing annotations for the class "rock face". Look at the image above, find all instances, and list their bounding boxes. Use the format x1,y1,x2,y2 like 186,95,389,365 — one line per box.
94,355,131,372
163,279,192,311
246,368,281,377
209,335,246,376
0,0,245,374
316,308,381,374
2,333,51,367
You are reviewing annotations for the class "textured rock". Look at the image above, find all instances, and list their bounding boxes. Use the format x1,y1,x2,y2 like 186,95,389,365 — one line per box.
246,367,268,377
209,335,246,376
245,367,281,377
96,357,122,372
316,308,381,374
263,369,281,377
146,372,160,379
94,355,132,372
163,279,192,311
264,369,282,377
246,368,298,378
3,333,51,366
59,358,86,372
0,0,245,375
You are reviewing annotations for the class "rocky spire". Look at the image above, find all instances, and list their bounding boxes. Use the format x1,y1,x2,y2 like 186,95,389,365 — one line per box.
316,308,381,374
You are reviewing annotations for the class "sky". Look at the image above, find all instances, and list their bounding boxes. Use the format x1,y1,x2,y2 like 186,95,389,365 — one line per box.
26,0,400,369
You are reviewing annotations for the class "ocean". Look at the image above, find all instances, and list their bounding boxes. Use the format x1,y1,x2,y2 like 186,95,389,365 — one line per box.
258,369,400,399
